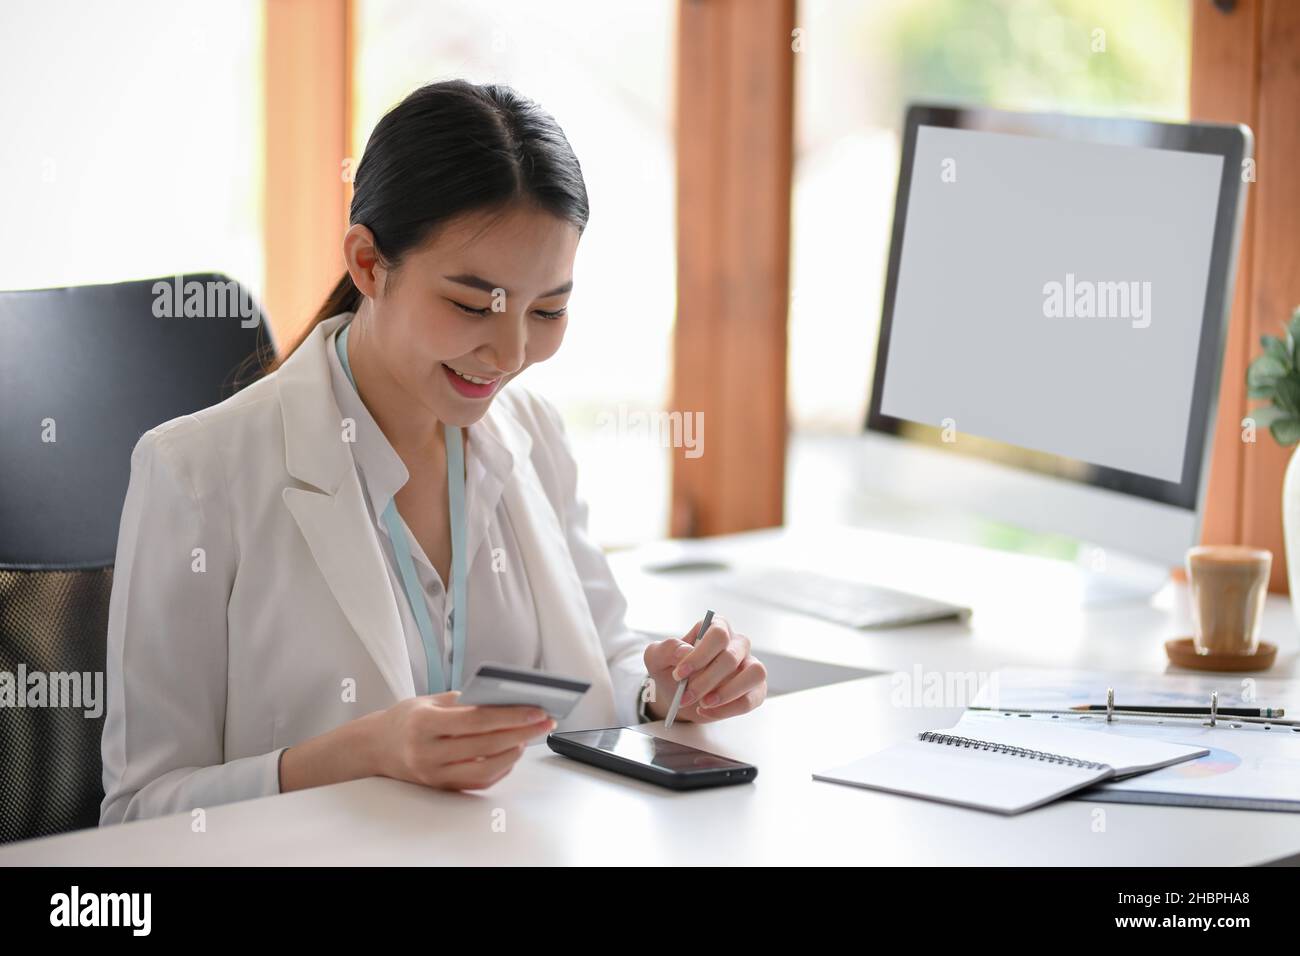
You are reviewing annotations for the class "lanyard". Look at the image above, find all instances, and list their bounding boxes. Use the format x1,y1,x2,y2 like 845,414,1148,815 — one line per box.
335,320,467,693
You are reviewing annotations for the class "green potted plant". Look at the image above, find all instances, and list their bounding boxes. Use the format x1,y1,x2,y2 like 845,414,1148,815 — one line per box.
1246,305,1300,626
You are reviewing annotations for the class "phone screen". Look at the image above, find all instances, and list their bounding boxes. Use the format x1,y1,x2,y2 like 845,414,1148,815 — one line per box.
558,728,751,774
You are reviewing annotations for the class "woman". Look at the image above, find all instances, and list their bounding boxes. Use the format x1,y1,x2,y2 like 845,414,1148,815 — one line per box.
100,79,767,825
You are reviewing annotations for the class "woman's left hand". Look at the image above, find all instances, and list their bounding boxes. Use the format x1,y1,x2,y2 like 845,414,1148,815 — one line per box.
643,615,767,722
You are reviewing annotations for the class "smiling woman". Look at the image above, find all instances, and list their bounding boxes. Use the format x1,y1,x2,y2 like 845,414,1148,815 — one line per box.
335,200,580,448
98,78,768,825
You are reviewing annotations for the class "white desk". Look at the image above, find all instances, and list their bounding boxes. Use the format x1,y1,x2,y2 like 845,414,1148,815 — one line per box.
3,523,1298,866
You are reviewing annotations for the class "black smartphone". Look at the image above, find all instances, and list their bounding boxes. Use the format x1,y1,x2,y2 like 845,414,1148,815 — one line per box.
547,727,757,790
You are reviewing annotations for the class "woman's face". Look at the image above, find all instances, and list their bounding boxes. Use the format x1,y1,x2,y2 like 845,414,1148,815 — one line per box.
344,203,580,428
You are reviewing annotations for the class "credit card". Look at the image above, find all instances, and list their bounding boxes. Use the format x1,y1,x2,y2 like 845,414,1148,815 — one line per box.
455,663,591,720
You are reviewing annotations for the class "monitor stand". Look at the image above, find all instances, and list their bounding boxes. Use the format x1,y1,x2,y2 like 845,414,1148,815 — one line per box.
1073,542,1174,606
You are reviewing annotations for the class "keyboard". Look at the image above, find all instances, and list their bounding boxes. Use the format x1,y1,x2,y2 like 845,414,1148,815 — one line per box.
719,566,971,629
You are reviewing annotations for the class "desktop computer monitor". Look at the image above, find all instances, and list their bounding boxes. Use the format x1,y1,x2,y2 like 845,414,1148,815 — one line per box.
864,104,1252,573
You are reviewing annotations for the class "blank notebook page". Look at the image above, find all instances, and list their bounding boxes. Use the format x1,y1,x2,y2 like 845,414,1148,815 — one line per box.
947,712,1210,776
815,738,1108,814
813,714,1208,814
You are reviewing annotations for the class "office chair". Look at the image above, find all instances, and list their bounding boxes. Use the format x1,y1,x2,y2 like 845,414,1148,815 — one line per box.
0,274,273,843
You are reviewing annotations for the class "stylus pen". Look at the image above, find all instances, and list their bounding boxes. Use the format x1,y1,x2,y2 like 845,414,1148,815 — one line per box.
665,608,713,728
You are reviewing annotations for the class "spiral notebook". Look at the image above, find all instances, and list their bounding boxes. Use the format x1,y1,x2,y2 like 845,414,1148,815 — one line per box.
813,714,1209,814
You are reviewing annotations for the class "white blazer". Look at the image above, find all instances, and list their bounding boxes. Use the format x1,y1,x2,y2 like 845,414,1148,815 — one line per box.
101,311,649,825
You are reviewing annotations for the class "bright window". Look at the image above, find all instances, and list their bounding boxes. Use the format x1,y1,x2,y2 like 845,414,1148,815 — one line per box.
787,0,1191,544
0,0,265,301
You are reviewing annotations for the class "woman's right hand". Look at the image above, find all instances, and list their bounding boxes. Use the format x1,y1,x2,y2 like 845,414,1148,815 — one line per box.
372,691,556,791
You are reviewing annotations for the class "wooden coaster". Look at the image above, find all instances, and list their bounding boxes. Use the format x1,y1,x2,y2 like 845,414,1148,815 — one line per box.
1165,637,1278,672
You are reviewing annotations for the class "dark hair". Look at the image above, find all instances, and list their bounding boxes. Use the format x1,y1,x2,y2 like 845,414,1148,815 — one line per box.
257,79,589,376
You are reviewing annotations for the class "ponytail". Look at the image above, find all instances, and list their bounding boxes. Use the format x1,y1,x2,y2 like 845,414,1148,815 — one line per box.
229,270,362,388
261,271,363,375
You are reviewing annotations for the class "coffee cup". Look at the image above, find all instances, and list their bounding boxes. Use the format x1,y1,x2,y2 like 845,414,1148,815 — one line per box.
1185,545,1271,656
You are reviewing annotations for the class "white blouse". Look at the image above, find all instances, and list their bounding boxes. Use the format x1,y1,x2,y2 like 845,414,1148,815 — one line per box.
325,319,543,694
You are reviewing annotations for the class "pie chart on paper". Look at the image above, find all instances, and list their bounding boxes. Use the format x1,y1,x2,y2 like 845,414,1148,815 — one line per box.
1162,746,1242,779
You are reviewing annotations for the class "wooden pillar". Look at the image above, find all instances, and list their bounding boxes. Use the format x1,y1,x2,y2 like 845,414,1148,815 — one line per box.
672,0,796,537
263,0,353,349
1194,0,1300,592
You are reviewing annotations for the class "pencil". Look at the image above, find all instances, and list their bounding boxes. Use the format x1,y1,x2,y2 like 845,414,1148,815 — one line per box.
1071,704,1285,718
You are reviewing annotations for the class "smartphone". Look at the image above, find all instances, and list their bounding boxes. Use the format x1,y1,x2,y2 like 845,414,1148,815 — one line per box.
547,727,757,790
455,662,590,721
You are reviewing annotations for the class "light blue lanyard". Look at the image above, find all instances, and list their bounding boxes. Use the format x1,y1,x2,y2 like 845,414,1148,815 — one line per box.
335,321,467,693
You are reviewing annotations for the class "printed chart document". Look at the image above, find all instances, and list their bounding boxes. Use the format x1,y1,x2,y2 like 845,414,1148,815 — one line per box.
969,670,1300,811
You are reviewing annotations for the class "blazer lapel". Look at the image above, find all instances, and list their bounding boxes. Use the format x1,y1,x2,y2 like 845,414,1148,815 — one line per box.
276,313,416,703
486,399,620,731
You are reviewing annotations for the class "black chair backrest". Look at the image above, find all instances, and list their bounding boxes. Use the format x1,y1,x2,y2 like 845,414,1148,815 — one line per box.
0,274,271,842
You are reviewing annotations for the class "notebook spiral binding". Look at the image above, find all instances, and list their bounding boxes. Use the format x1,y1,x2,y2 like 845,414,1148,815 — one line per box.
916,731,1109,771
